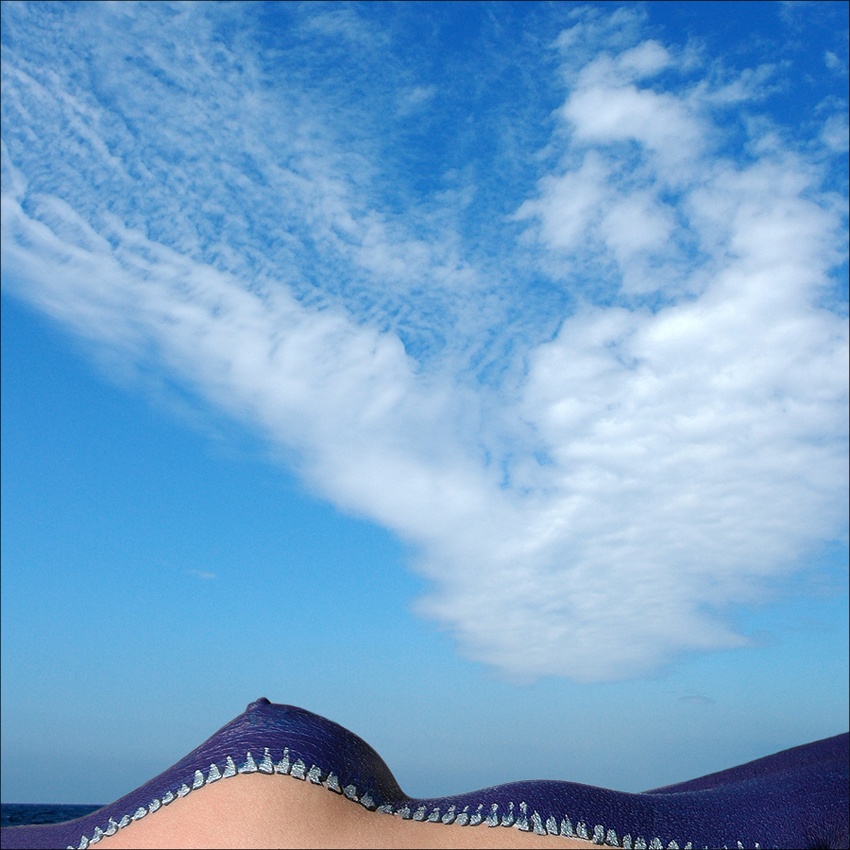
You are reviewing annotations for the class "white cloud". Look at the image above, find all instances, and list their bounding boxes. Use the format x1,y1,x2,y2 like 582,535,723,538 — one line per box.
615,40,672,80
298,6,379,46
694,63,781,106
563,83,702,160
513,152,610,254
821,111,850,152
824,50,846,73
2,2,847,682
397,85,437,117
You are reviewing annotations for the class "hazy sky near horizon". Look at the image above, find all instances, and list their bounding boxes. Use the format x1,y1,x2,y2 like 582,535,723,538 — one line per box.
2,0,848,805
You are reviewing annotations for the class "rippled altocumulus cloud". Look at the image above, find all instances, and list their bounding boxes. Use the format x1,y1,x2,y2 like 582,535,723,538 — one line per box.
2,1,847,681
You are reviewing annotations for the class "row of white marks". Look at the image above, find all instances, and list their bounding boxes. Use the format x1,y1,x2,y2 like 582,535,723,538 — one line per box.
69,749,752,850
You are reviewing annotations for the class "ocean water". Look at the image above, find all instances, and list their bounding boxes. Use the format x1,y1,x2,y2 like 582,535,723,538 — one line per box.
1,803,103,827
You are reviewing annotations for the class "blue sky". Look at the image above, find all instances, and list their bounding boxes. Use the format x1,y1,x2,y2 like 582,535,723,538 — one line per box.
1,0,847,806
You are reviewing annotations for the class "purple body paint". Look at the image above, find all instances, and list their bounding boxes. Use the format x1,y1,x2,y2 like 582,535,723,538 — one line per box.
2,698,847,849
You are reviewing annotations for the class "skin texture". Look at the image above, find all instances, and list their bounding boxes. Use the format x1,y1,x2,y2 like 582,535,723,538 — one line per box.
98,773,599,850
2,699,847,850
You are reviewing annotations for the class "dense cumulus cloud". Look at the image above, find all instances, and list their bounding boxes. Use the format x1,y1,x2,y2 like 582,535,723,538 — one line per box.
2,2,847,681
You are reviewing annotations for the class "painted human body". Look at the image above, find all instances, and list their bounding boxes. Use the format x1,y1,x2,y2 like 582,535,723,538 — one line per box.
2,698,847,849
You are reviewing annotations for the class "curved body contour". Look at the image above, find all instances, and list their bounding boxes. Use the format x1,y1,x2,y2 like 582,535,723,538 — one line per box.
1,698,847,850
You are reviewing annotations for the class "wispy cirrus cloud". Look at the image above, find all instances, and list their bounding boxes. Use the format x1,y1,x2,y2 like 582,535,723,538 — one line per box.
2,1,846,681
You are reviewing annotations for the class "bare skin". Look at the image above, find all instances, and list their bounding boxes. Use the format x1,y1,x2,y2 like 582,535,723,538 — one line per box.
99,773,600,850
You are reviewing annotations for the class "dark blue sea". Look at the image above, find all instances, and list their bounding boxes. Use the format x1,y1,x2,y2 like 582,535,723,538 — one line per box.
1,803,103,827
